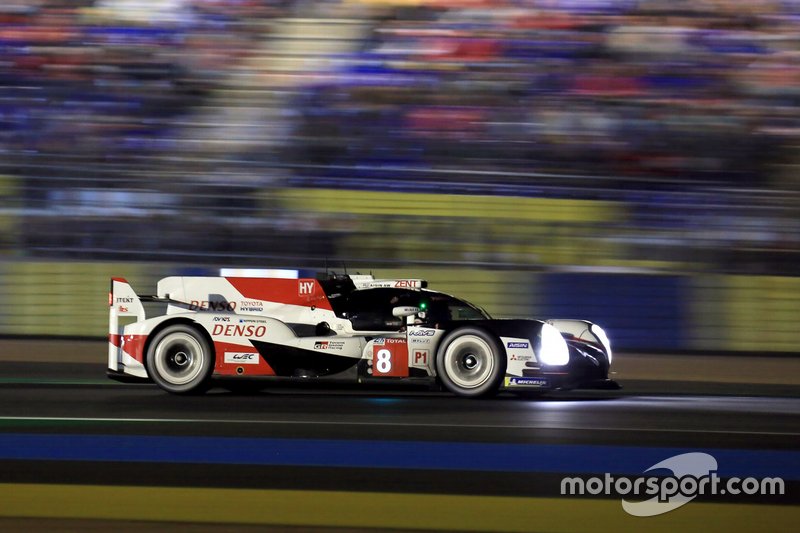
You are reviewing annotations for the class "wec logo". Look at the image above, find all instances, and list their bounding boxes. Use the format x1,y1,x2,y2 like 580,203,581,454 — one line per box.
224,352,259,365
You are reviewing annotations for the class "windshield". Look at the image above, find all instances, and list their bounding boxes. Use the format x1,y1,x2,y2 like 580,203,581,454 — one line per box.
340,288,490,331
418,291,490,321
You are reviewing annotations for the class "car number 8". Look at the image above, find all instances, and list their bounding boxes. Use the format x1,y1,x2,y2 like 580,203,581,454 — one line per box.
376,348,392,373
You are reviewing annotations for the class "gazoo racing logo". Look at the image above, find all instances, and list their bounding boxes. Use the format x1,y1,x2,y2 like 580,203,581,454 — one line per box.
315,340,345,350
211,324,266,337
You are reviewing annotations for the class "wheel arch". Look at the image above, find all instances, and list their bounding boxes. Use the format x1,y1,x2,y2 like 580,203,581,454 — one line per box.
143,317,216,376
434,325,506,397
434,324,500,359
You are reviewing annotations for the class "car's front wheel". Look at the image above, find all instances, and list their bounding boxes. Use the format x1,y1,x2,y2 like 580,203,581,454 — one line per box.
146,324,213,394
435,328,505,397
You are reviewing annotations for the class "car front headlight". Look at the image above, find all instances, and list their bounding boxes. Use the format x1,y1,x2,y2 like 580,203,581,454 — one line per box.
538,323,569,366
590,324,612,365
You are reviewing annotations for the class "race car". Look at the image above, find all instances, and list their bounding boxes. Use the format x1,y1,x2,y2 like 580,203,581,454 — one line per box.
108,273,617,397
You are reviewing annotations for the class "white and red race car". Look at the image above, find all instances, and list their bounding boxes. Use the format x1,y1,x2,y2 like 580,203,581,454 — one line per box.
108,273,616,397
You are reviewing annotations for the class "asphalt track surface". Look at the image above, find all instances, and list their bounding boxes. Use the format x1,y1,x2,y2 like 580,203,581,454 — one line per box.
0,362,799,532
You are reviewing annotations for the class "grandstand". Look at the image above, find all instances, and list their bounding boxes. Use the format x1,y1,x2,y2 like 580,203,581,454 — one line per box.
1,0,798,273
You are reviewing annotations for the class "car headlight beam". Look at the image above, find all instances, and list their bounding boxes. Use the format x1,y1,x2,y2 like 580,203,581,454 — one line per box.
590,324,612,365
538,323,569,366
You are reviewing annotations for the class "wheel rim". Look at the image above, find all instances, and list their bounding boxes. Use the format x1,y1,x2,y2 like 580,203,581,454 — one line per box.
443,335,495,389
153,332,205,386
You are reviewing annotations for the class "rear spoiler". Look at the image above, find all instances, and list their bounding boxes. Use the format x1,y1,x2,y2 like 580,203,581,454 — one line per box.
109,278,145,321
108,278,145,372
109,278,181,313
107,278,197,373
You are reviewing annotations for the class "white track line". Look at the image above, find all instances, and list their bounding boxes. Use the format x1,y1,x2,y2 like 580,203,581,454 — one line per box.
0,416,798,437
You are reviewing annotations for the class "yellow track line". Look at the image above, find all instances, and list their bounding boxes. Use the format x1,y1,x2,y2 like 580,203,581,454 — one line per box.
0,484,796,532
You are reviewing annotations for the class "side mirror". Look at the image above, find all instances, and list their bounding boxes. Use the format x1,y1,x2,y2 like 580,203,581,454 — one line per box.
392,306,420,318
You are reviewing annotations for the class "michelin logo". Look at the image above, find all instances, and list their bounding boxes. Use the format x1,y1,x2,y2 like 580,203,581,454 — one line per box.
506,377,547,387
507,341,529,349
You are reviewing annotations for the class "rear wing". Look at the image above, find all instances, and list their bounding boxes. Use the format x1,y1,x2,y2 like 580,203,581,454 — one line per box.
109,278,148,372
109,278,145,322
108,278,195,373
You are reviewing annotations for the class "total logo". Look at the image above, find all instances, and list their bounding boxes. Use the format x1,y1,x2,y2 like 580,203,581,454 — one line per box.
374,338,405,345
408,329,435,337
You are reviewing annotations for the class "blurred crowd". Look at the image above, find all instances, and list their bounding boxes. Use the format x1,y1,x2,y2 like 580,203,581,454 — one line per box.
294,0,800,189
0,0,286,156
1,0,799,273
4,0,800,187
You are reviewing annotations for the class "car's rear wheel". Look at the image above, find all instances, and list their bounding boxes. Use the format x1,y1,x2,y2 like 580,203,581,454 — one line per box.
146,324,213,394
436,328,505,397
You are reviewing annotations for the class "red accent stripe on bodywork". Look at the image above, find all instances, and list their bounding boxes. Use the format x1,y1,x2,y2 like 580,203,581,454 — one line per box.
112,334,147,363
226,278,333,311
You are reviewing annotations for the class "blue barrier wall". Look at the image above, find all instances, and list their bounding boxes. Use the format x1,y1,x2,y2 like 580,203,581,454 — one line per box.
537,273,687,351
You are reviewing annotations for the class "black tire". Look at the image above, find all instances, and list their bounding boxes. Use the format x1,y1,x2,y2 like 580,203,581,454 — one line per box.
435,327,505,398
146,324,214,394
